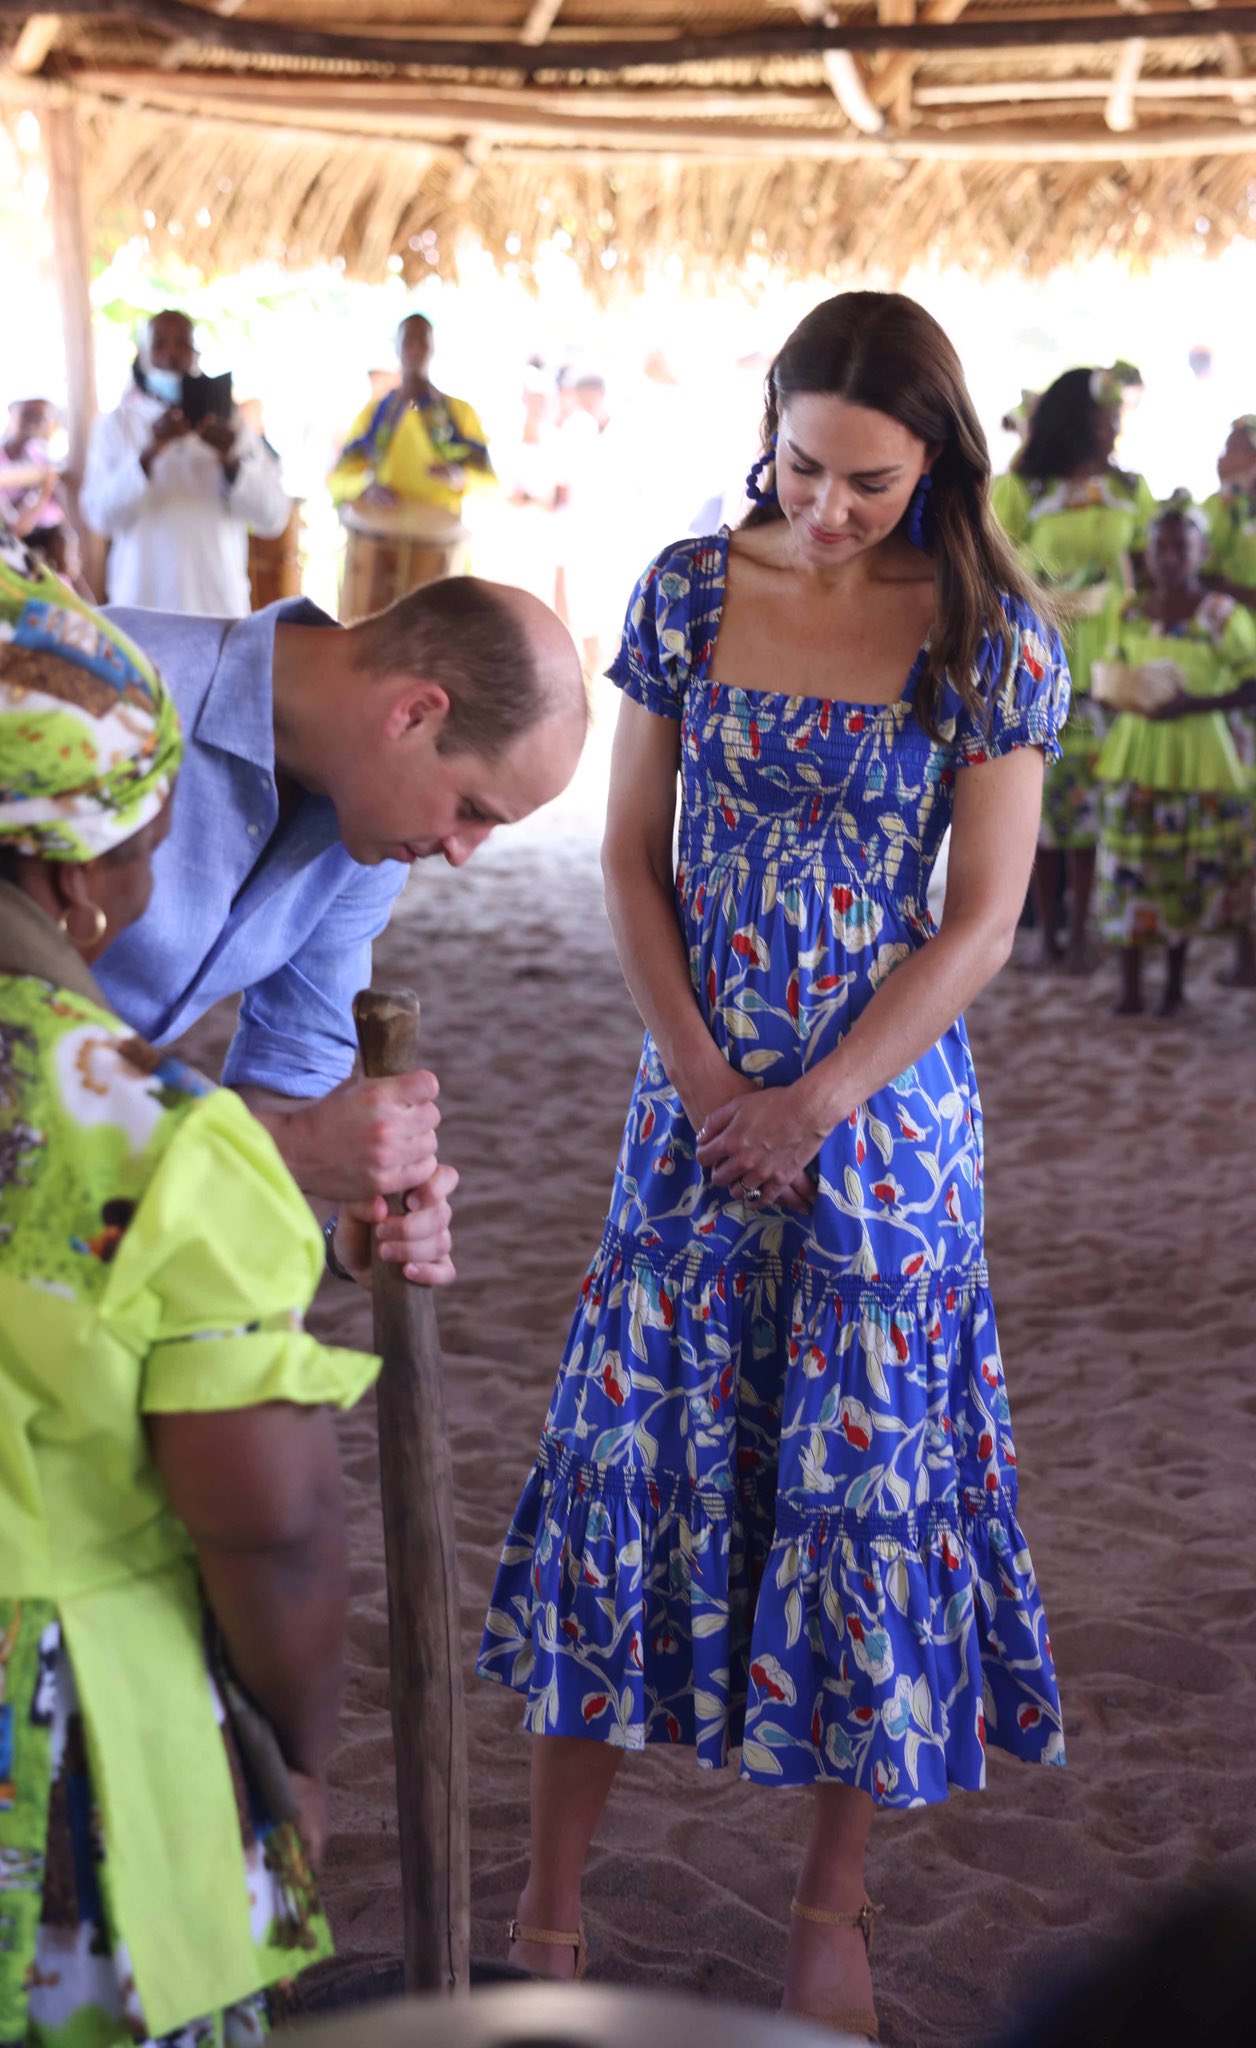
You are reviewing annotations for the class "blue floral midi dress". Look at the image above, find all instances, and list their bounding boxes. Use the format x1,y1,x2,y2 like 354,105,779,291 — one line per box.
478,531,1069,1805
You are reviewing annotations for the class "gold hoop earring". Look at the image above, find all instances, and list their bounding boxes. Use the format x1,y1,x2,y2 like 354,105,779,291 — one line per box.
57,900,108,950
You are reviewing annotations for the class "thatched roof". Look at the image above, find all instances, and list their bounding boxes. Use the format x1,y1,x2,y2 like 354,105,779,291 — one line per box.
5,2,1256,284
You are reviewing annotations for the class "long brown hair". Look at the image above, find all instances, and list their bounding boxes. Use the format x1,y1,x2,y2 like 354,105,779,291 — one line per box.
743,291,1050,735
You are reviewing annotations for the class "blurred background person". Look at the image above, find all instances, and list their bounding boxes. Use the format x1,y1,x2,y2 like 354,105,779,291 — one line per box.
80,308,290,614
0,396,78,582
328,311,495,618
328,311,495,525
1095,498,1256,1009
1205,412,1256,607
992,363,1154,972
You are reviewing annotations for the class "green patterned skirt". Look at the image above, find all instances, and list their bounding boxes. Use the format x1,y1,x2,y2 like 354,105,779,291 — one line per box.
0,1607,331,2048
1039,697,1105,852
1097,783,1254,946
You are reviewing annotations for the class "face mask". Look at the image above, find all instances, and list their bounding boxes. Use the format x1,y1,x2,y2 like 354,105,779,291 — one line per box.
145,367,183,407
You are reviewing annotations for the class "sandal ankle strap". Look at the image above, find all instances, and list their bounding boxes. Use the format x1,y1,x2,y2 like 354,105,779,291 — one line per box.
509,1918,586,1966
791,1896,882,1954
794,2008,880,2042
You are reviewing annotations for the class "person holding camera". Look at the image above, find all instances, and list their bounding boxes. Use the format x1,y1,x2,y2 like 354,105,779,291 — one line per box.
81,308,290,614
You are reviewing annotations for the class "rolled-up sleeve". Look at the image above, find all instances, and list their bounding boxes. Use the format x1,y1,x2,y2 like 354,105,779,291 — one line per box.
221,861,408,1097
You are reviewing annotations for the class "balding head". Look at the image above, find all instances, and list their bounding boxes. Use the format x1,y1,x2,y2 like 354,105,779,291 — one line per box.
482,580,588,732
349,576,588,765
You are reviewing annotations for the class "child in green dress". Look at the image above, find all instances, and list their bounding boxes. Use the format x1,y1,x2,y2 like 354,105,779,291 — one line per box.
0,534,379,2045
992,363,1153,974
1095,502,1256,1016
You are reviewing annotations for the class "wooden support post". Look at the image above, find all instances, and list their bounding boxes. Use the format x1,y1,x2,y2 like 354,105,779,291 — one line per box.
42,98,101,585
353,988,470,1998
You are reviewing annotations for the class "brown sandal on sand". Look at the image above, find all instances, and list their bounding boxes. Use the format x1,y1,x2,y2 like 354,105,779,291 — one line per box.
508,1916,588,1981
787,1896,882,2042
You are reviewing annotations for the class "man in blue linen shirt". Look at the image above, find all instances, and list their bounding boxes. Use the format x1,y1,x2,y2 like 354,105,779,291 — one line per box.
97,574,587,1286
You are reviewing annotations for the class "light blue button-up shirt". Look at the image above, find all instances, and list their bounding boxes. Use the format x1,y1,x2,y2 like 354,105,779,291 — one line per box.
96,599,408,1096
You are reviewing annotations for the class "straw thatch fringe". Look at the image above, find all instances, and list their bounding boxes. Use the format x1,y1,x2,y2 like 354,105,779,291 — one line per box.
30,93,1250,289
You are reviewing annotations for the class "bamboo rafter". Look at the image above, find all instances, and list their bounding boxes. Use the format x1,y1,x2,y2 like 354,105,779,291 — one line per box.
6,0,1256,70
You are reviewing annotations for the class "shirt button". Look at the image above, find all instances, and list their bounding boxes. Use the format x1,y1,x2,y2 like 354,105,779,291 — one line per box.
247,823,261,837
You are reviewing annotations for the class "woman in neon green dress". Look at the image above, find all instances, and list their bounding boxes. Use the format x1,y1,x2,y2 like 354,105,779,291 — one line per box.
992,365,1154,972
1204,414,1256,606
1095,502,1256,1016
0,534,379,2045
1203,416,1256,983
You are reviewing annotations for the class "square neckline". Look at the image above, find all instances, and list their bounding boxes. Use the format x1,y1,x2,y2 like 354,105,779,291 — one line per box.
697,525,930,712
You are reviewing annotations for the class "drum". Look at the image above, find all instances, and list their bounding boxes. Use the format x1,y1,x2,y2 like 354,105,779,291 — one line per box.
339,500,469,622
281,1982,849,2048
248,499,304,611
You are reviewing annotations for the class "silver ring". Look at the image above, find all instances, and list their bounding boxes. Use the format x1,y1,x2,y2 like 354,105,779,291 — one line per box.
736,1178,763,1202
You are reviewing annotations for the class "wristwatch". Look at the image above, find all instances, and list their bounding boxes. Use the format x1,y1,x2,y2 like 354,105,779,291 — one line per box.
322,1211,357,1284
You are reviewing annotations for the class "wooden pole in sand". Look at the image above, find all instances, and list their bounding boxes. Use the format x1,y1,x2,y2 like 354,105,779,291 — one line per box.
42,97,103,588
352,987,470,1996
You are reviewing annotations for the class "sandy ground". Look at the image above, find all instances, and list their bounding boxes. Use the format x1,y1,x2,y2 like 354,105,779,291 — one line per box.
182,695,1256,2045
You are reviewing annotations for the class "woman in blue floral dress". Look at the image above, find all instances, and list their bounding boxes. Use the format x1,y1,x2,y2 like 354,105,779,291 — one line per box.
479,293,1068,2039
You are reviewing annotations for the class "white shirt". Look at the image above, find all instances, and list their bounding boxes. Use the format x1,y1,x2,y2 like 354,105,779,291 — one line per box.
81,387,291,615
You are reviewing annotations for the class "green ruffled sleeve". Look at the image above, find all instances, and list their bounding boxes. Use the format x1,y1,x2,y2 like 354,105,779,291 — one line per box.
1203,491,1234,576
102,1088,379,1415
1130,472,1158,549
1217,597,1256,678
990,471,1031,546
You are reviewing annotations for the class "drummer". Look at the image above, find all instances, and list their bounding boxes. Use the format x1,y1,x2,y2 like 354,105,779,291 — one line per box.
328,314,495,528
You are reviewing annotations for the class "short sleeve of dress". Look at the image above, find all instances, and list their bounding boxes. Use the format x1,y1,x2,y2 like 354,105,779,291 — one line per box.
953,594,1072,770
606,537,715,720
104,1087,380,1416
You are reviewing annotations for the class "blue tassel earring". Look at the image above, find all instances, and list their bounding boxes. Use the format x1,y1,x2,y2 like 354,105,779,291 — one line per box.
745,433,778,507
907,471,933,549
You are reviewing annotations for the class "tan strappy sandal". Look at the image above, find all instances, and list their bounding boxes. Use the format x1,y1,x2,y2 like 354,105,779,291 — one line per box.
507,1916,588,1981
787,1895,882,2042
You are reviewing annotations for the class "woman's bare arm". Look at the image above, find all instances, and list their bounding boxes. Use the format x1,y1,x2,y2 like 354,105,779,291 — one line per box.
149,1403,348,1785
601,697,745,1132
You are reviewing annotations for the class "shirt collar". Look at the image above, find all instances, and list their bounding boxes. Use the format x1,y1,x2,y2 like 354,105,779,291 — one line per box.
194,597,336,772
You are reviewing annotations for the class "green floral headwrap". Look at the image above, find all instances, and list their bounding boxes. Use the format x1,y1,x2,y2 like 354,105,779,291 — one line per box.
0,529,183,861
1088,361,1142,412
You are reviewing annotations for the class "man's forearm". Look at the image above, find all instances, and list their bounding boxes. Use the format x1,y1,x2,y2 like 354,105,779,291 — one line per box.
234,1083,324,1200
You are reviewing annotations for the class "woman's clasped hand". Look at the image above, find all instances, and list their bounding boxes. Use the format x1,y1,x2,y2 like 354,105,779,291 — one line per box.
696,1073,829,1211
